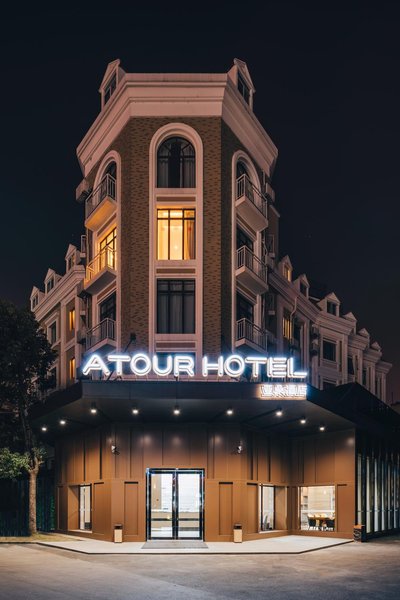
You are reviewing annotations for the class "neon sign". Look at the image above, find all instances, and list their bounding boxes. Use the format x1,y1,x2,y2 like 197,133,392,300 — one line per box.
82,353,307,381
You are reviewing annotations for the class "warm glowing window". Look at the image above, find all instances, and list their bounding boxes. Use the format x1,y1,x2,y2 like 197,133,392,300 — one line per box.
69,357,76,381
99,228,116,269
283,310,292,340
69,308,75,331
283,264,292,282
157,209,195,260
300,486,335,531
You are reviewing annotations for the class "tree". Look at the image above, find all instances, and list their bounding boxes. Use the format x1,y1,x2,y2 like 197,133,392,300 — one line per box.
0,299,56,535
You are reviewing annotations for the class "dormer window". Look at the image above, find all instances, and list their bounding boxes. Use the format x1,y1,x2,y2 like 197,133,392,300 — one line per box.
31,295,39,309
327,301,338,316
104,73,117,106
283,264,292,282
46,278,54,293
238,73,250,105
300,283,308,297
67,254,75,271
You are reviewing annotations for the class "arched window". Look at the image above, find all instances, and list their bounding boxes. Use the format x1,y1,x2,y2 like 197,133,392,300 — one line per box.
157,137,195,188
236,161,249,179
100,161,116,201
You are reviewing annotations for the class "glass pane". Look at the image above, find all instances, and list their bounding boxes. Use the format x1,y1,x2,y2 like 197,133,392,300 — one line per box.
178,473,200,539
261,486,274,530
150,473,173,538
300,486,335,531
157,218,169,259
169,220,183,260
79,485,91,530
184,219,195,259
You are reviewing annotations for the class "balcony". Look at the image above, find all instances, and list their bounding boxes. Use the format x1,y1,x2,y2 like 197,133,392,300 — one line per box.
235,175,268,232
235,318,267,352
85,247,116,293
85,174,116,231
236,246,268,294
86,318,116,352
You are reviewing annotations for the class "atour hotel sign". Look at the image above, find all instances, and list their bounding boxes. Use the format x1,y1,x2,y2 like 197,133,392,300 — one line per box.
82,353,308,399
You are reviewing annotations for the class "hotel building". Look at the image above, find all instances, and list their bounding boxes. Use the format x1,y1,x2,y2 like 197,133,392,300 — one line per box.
31,59,399,543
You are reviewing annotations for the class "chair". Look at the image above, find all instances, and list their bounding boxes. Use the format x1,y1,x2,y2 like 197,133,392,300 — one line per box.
325,518,335,531
307,516,316,530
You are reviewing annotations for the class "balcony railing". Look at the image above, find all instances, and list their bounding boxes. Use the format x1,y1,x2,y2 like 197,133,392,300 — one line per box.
86,318,116,350
85,247,116,283
236,318,267,350
236,246,267,282
85,174,116,220
236,174,268,217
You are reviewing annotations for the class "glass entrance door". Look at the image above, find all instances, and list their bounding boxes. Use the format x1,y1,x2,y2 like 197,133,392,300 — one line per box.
147,469,204,540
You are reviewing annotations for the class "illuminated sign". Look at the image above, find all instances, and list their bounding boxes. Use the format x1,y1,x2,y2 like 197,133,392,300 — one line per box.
82,352,307,382
260,383,307,399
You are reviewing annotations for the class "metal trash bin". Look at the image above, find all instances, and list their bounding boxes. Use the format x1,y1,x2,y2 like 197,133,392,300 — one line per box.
233,523,242,543
353,524,366,542
114,524,123,543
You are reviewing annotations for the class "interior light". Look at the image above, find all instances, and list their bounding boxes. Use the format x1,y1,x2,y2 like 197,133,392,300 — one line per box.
319,424,326,432
90,403,97,414
173,405,181,416
41,425,48,432
132,407,139,415
275,408,283,417
300,417,307,425
59,419,66,426
226,408,234,416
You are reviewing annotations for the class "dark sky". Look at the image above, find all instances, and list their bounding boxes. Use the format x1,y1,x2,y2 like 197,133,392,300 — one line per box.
1,2,399,401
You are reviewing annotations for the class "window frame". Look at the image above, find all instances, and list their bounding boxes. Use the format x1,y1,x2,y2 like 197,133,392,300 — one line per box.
156,279,195,334
322,339,337,362
68,308,76,332
157,208,196,260
157,137,196,188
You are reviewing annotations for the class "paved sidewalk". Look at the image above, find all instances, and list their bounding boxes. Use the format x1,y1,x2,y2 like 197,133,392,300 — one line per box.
37,534,352,554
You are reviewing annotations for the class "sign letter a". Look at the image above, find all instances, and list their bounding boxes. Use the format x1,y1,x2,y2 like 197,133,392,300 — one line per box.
82,354,110,376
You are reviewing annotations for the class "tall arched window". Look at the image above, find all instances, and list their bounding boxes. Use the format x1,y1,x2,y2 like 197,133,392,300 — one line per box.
236,161,249,179
157,137,195,188
100,161,116,201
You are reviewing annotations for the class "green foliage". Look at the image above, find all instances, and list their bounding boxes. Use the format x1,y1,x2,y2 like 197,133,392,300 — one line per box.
0,448,30,480
0,299,56,413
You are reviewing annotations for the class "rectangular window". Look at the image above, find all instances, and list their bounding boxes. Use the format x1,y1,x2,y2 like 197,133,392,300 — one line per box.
46,278,54,293
283,309,293,340
104,73,116,105
300,283,308,296
69,357,75,381
99,228,117,270
236,294,254,322
238,73,250,104
347,356,355,375
49,322,57,345
157,209,195,260
236,227,254,251
362,367,368,387
67,254,75,271
157,280,195,334
69,308,75,331
323,380,336,390
300,486,335,531
32,295,38,309
327,301,337,315
99,292,116,322
260,485,274,531
322,339,336,362
79,485,92,530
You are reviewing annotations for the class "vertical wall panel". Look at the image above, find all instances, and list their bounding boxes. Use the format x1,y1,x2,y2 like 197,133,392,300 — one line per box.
246,483,258,533
219,482,233,535
303,439,316,483
163,427,190,466
316,437,335,482
275,486,288,530
124,482,139,535
335,431,355,481
85,431,100,481
74,438,84,483
143,426,162,468
337,483,355,533
116,426,130,479
92,482,110,535
130,428,144,479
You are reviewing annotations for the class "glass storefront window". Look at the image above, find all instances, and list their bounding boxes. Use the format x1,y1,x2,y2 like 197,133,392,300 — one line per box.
79,485,91,531
300,486,335,531
260,486,274,531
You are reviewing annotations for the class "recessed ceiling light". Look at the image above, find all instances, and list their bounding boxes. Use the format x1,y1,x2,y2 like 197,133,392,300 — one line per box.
59,419,66,426
226,408,234,416
300,417,307,425
41,425,48,432
173,406,180,415
319,424,326,432
90,403,97,414
132,407,139,415
275,408,283,417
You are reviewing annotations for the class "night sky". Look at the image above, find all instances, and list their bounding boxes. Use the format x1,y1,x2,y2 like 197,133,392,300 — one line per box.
1,3,399,401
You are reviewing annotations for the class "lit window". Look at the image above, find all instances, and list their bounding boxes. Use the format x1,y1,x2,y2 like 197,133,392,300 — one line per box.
99,228,116,270
260,486,274,531
46,278,54,293
104,73,117,106
157,280,195,334
79,485,92,530
283,264,291,282
283,310,293,340
49,322,57,345
157,209,195,260
323,340,336,362
300,486,335,531
69,308,75,332
69,357,76,381
157,137,195,188
238,73,250,105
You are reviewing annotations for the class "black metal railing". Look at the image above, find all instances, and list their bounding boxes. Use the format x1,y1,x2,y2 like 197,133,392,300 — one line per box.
86,318,116,350
236,318,267,349
85,174,116,219
236,174,268,218
236,246,267,282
